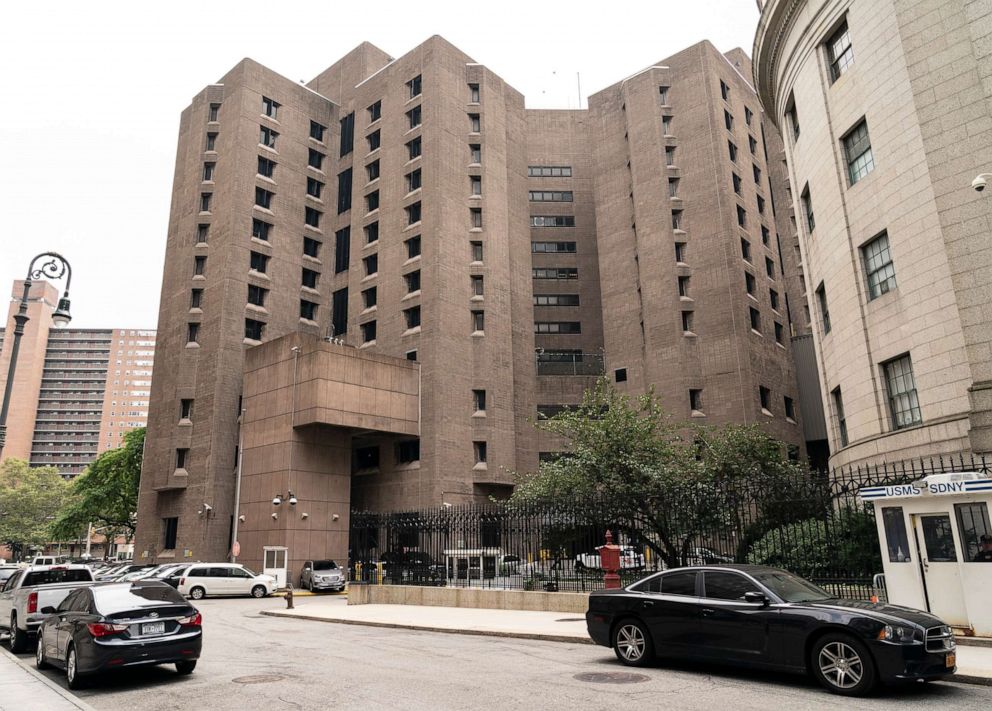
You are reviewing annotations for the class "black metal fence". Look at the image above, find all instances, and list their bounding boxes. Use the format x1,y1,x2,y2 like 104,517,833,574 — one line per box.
349,453,989,598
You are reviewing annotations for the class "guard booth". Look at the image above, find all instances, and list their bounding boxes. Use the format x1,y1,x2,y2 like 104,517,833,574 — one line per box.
859,472,992,636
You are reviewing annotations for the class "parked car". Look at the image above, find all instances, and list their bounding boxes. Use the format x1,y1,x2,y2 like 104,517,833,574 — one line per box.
143,564,191,589
96,564,156,582
30,556,66,567
177,564,277,600
586,564,956,696
0,565,21,586
300,560,346,592
35,579,202,689
576,546,645,572
0,565,96,652
684,547,735,566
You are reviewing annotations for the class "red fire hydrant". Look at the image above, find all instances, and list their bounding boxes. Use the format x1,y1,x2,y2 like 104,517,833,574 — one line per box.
598,530,622,590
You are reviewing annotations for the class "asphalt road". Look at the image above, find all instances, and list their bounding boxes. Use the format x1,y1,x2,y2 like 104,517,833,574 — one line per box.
4,596,992,710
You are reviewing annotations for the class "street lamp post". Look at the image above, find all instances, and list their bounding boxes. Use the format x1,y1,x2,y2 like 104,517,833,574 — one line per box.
0,252,72,457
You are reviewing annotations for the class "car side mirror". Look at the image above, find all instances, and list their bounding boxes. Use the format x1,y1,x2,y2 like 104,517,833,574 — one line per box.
40,606,57,614
743,592,768,606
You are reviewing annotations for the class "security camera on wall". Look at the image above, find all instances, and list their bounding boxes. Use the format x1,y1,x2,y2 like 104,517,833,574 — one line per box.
972,173,991,192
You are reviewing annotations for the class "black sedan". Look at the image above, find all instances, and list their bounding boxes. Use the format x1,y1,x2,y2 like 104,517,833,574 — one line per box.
35,579,202,689
586,565,956,696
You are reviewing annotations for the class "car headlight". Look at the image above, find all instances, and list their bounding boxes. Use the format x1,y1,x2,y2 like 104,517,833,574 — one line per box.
878,624,918,643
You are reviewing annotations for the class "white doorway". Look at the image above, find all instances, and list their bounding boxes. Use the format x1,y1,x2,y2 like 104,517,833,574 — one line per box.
263,546,288,588
910,513,968,626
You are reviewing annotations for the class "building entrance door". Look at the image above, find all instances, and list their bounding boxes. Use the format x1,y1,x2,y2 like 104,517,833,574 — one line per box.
263,547,288,587
911,513,968,626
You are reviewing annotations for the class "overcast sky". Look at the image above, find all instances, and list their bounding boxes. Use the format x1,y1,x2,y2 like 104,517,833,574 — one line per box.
1,0,760,328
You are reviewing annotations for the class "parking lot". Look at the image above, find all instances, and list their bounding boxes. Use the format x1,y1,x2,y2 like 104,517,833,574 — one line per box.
1,595,991,710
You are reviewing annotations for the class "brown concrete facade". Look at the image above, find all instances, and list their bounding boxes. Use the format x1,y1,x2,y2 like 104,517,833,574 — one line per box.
754,0,992,466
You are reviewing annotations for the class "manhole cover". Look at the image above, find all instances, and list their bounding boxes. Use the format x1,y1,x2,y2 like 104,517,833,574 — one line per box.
232,674,286,685
556,618,585,622
574,672,650,684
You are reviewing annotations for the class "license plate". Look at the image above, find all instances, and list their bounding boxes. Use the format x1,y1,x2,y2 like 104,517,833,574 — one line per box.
142,622,166,635
946,653,955,668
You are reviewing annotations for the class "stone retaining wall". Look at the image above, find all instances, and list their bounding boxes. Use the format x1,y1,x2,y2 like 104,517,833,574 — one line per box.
348,584,589,613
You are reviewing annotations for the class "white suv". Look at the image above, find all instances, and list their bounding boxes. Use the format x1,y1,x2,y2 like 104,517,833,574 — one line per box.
177,564,278,600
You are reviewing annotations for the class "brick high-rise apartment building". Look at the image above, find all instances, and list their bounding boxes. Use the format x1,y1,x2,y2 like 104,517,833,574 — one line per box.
135,37,808,578
0,279,156,474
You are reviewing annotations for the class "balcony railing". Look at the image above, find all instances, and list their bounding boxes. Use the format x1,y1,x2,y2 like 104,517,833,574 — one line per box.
536,353,605,376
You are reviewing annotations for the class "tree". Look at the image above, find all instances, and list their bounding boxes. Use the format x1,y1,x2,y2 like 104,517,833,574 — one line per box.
0,459,72,560
510,379,812,568
50,427,145,545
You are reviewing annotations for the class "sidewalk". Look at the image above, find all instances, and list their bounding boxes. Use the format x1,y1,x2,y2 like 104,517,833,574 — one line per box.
0,646,96,711
262,598,992,684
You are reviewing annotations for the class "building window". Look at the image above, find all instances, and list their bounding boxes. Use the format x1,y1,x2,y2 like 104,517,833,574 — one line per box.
801,185,815,233
671,210,683,230
361,320,377,343
306,177,324,199
303,236,321,258
337,168,353,213
473,389,487,412
681,311,694,333
302,268,319,289
528,191,573,202
396,440,420,464
368,130,381,152
368,100,382,123
200,193,212,212
202,162,215,181
406,235,422,259
407,74,422,98
745,106,753,126
532,267,578,280
262,96,279,118
474,441,488,465
247,284,267,306
469,113,481,132
334,227,350,273
187,323,199,344
862,231,897,299
309,149,325,170
732,173,742,194
402,168,422,193
843,120,875,184
193,255,207,276
469,83,480,102
668,178,679,197
724,110,734,131
407,104,422,129
828,387,847,446
190,289,203,309
367,160,380,182
310,120,326,142
363,253,378,277
666,146,676,166
366,190,379,213
530,215,576,227
728,141,738,162
761,225,770,245
255,187,274,210
749,307,761,332
736,205,747,227
362,286,377,309
331,288,348,336
675,242,686,263
719,80,729,101
531,241,576,253
774,321,784,344
407,202,422,225
472,310,485,333
179,399,193,421
533,294,579,306
245,318,264,341
365,222,379,244
769,288,779,310
757,196,766,215
528,166,572,177
534,322,581,334
249,251,268,274
659,85,670,104
305,206,322,228
786,100,800,141
759,386,771,411
407,136,421,159
954,503,992,561
470,175,481,195
745,271,756,294
260,126,278,149
677,275,690,298
883,354,922,429
208,104,220,121
196,224,209,243
662,115,672,135
815,283,831,333
300,300,318,321
741,237,752,262
339,112,355,157
471,240,483,262
689,388,703,412
470,144,481,164
405,270,421,293
826,20,854,82
354,445,379,471
752,164,762,184
471,275,484,297
749,135,757,154
162,517,178,549
248,219,271,243
206,132,217,150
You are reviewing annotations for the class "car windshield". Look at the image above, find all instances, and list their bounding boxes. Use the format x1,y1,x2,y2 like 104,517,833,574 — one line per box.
94,582,188,613
0,569,16,583
752,570,834,602
312,560,337,570
241,567,259,577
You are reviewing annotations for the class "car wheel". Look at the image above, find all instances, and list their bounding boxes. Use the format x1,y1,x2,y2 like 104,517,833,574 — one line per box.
612,618,653,667
811,633,876,696
176,660,197,675
251,585,266,598
9,614,28,653
189,586,206,600
35,635,48,669
66,645,85,690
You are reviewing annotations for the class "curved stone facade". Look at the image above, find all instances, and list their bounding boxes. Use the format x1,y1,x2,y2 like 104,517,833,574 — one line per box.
754,0,992,467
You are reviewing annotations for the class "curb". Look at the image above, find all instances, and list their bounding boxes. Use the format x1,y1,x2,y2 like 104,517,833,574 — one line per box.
956,637,992,649
950,674,992,687
0,645,98,711
259,610,593,645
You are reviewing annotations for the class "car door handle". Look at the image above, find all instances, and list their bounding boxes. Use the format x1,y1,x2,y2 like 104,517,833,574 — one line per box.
701,608,716,616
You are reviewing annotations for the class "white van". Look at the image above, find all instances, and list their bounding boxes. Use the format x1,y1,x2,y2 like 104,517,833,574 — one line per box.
177,563,278,600
30,556,63,567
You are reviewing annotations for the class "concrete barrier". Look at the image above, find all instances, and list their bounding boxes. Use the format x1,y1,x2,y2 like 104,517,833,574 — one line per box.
348,584,589,613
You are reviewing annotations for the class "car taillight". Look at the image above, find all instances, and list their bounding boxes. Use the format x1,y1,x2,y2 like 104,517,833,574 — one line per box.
87,622,128,637
178,612,202,627
27,592,38,614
